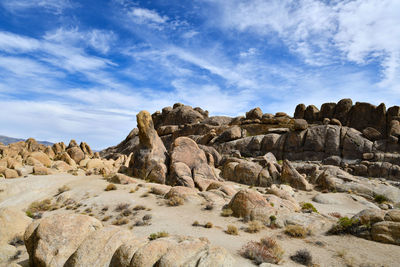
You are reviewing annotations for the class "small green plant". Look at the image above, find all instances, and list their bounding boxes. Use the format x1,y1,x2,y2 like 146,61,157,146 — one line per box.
226,225,239,235
277,160,283,165
220,208,233,217
269,215,277,222
166,196,184,206
148,231,169,240
240,236,284,264
374,194,388,204
105,184,117,191
328,217,360,235
284,225,307,238
204,222,213,228
301,202,318,213
246,220,264,233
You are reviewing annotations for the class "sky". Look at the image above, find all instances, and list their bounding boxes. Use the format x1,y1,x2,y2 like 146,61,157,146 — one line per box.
0,0,400,149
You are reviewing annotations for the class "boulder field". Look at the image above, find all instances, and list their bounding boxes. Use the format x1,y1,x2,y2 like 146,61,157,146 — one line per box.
1,99,400,266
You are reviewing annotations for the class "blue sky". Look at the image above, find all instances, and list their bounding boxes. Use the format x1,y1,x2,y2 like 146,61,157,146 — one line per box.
0,0,400,149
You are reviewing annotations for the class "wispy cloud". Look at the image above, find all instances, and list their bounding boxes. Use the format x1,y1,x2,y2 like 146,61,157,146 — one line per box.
1,0,74,14
128,7,168,26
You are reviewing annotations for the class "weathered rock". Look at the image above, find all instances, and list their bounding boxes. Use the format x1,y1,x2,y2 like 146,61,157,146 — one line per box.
352,208,385,225
30,151,52,167
293,119,308,131
384,210,400,222
33,166,50,175
363,127,383,141
371,221,400,245
333,98,352,125
227,189,274,220
0,208,32,244
65,226,132,267
304,105,319,122
130,110,168,184
157,238,208,266
319,102,336,120
294,104,306,119
130,238,176,267
80,142,93,157
165,186,199,200
233,161,263,186
52,160,73,172
67,147,85,164
214,126,242,143
52,142,66,154
169,137,217,187
3,168,20,178
24,214,102,267
108,173,136,184
281,160,312,191
197,246,235,267
58,152,77,166
246,107,263,120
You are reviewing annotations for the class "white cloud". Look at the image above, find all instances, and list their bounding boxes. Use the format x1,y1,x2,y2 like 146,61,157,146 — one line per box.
128,7,168,25
209,0,400,89
1,0,73,14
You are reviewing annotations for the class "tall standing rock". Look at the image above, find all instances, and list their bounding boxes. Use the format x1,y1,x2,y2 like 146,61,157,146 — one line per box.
281,160,312,191
129,111,168,184
304,105,319,122
333,98,352,125
294,104,306,119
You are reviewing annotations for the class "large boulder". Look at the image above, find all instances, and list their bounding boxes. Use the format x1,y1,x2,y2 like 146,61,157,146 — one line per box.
281,160,312,191
65,226,132,266
24,214,102,267
227,189,275,221
371,221,400,245
333,98,352,125
294,104,306,119
169,137,217,187
129,111,168,184
0,208,32,245
154,104,205,128
29,151,52,167
67,147,85,164
245,107,263,120
214,126,242,143
304,105,319,122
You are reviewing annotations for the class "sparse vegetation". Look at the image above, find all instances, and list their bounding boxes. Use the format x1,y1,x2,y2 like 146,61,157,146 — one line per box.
166,195,185,206
26,198,56,217
142,214,152,221
204,222,213,228
374,194,388,204
240,236,284,264
115,203,130,212
105,183,117,191
328,217,361,235
192,220,200,226
290,249,313,266
226,225,239,235
220,208,233,217
57,185,70,194
102,215,112,222
133,205,146,211
205,203,214,210
301,202,318,213
149,231,169,240
112,217,129,225
284,225,307,238
246,220,263,233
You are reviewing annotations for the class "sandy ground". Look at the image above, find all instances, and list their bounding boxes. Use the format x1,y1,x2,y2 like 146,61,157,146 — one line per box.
1,173,400,267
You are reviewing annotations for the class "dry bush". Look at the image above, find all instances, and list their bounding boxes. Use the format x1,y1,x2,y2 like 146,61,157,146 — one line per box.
192,220,200,227
204,222,213,228
328,212,342,219
102,215,112,222
220,208,233,217
115,203,130,212
205,203,214,210
26,199,56,217
149,231,169,240
246,220,264,233
57,185,70,194
142,214,152,221
9,236,24,247
166,196,185,206
105,184,117,191
240,236,284,264
133,205,146,211
226,225,239,235
112,217,129,225
284,225,307,238
290,249,313,266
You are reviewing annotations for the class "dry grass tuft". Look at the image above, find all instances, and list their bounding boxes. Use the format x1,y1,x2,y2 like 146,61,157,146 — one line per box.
220,208,233,217
240,236,284,264
204,222,213,228
149,231,169,240
166,196,185,206
284,225,307,238
226,225,239,235
246,220,264,233
105,183,117,191
290,249,313,266
112,217,129,225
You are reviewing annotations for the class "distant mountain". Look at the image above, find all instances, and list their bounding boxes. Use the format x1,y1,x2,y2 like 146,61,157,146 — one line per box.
0,135,53,146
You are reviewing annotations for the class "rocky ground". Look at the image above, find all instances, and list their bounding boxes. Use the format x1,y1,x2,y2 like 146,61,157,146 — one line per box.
1,99,400,266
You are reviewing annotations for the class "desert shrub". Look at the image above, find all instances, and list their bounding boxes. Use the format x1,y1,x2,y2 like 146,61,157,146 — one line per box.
192,220,200,226
121,209,132,217
9,236,24,247
246,220,263,233
226,225,239,235
301,202,318,213
240,236,284,264
133,205,146,211
57,185,70,194
149,231,169,240
284,225,307,238
220,208,233,217
112,217,129,225
27,199,54,216
140,192,149,198
374,194,388,204
328,217,360,235
205,203,214,210
115,203,130,212
166,196,185,206
277,160,283,165
105,184,117,191
204,222,213,228
102,215,112,222
290,249,313,266
269,215,277,223
134,220,146,226
142,214,152,221
102,206,109,211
